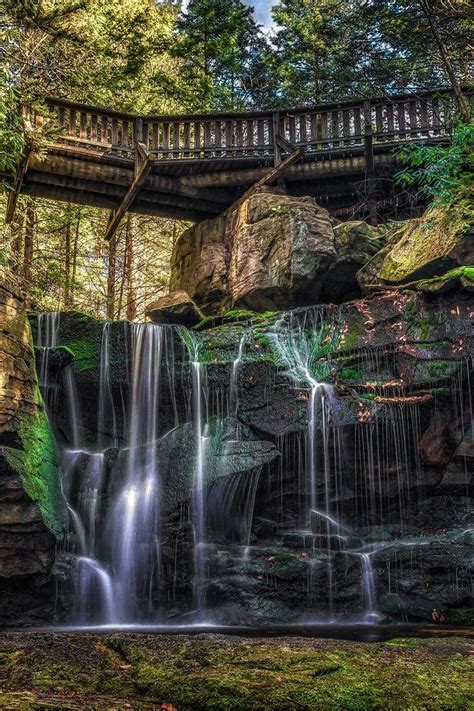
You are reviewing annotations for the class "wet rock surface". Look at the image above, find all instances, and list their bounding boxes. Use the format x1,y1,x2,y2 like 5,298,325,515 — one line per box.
0,269,58,623
25,287,473,626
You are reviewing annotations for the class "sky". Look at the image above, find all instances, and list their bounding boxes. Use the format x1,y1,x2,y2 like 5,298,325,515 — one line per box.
181,1,276,31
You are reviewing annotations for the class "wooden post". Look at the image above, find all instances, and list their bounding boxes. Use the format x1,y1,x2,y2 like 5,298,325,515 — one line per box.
363,100,377,226
272,112,281,166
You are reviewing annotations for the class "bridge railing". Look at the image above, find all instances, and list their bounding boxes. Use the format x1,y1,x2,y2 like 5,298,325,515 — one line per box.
33,89,460,162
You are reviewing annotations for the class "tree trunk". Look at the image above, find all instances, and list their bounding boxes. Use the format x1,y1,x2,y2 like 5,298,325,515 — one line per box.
107,235,116,320
71,213,80,308
419,0,471,122
23,200,35,307
64,220,71,308
9,210,24,271
125,213,137,321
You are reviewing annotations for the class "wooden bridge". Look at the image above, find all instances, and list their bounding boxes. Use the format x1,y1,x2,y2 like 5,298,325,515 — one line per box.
4,89,462,239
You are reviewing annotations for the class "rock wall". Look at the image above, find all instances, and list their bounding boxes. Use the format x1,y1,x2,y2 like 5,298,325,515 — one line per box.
31,289,473,625
0,269,61,623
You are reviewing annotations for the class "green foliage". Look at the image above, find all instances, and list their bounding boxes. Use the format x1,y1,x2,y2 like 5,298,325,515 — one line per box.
0,67,25,172
396,123,474,213
174,0,264,111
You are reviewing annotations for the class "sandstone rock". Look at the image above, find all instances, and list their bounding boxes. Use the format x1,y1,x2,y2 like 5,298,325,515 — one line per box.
170,216,230,314
0,268,60,621
170,190,385,314
377,206,473,284
146,290,204,327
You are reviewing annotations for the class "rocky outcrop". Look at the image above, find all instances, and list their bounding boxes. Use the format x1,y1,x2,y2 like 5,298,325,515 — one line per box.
358,205,474,291
146,290,204,327
0,269,61,622
170,190,385,314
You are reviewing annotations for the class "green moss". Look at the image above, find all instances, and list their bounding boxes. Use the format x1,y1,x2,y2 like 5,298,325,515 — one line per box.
416,265,474,288
405,300,442,341
379,204,468,283
359,392,376,401
65,336,98,372
339,367,361,380
5,391,62,536
427,360,456,379
0,634,473,710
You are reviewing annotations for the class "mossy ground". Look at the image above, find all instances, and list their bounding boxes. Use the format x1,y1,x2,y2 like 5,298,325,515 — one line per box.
0,633,472,710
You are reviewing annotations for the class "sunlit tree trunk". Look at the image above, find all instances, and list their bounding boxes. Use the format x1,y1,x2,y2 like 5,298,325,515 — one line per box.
9,210,24,271
64,219,71,308
107,235,116,320
23,199,35,307
125,213,137,321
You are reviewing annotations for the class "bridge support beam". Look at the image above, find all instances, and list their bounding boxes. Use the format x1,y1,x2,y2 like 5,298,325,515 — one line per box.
223,147,303,217
104,142,153,242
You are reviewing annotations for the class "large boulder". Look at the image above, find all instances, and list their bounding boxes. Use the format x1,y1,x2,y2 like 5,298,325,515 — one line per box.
0,269,61,622
358,205,473,290
146,290,204,327
170,190,384,314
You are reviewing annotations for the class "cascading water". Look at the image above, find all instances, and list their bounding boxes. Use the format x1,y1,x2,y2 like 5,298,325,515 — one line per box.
33,297,469,628
270,308,382,622
107,323,163,621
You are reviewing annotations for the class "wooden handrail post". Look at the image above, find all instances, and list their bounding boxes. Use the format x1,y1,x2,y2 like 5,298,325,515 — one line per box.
363,100,377,226
272,112,281,166
134,117,144,174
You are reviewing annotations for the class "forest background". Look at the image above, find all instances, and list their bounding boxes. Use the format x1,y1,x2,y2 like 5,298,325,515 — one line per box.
0,0,471,318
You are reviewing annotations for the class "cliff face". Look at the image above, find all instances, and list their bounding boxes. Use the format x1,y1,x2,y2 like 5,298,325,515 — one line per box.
0,270,61,623
29,289,473,625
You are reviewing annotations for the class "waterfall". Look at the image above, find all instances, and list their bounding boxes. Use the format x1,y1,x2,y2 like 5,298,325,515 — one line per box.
270,308,384,622
229,330,248,415
37,311,60,388
107,323,163,622
186,333,209,618
97,322,117,449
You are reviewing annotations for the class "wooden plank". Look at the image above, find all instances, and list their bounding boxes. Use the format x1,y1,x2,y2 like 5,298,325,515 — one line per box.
246,119,254,149
104,142,154,241
225,120,233,153
90,114,98,141
331,111,339,148
432,98,441,134
353,107,362,139
321,112,328,142
5,142,33,223
101,116,108,144
121,120,129,148
173,122,180,153
408,100,417,133
375,105,383,135
68,109,76,136
299,115,307,144
183,122,191,150
223,147,303,217
162,123,169,151
111,119,118,146
235,120,243,152
152,123,159,150
288,116,296,144
194,122,201,150
397,102,406,139
386,104,394,134
342,109,350,143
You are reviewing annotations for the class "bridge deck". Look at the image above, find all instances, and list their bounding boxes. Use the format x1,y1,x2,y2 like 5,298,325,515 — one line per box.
3,89,460,225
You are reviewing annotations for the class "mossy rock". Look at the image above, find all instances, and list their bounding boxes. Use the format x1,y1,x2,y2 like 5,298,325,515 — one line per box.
378,205,473,284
